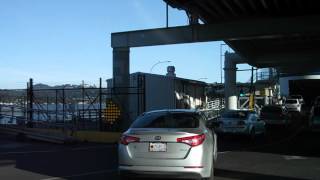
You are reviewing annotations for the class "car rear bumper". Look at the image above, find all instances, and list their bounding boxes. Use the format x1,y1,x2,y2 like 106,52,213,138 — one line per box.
216,127,249,135
310,128,320,132
264,119,289,126
118,141,214,178
119,165,205,179
286,107,300,112
310,124,320,132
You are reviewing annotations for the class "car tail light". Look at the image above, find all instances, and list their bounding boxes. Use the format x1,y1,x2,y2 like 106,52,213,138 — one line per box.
238,121,245,125
120,135,140,145
177,134,205,147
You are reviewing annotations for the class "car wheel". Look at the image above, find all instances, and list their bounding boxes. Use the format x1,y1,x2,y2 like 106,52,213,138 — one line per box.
259,129,267,142
250,128,256,141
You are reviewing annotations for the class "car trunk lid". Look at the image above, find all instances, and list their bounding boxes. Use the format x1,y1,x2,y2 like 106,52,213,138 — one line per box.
220,118,246,127
126,128,202,159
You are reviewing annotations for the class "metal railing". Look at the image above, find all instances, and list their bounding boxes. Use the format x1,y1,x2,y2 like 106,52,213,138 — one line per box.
0,79,145,132
206,98,225,110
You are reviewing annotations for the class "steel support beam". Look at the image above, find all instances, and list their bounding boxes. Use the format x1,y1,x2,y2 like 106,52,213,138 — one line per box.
111,15,320,48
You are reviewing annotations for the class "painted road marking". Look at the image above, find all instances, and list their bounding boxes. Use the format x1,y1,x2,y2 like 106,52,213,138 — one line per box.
283,155,308,160
218,151,230,154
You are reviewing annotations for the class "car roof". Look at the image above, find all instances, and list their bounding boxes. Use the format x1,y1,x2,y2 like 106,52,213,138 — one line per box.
287,99,298,101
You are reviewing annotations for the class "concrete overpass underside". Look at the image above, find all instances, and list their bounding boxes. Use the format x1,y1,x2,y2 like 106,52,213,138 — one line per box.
165,0,320,74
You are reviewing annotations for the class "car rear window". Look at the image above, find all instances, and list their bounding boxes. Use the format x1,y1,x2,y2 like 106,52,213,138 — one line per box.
290,95,301,99
131,112,200,128
286,99,298,104
221,111,249,119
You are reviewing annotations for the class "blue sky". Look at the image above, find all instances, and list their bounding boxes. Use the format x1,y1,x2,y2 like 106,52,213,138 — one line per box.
0,0,251,89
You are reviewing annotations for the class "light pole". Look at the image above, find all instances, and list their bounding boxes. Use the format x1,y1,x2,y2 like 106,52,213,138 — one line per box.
220,43,228,84
150,60,171,73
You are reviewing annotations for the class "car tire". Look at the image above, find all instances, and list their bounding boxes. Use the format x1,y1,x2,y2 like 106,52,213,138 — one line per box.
263,129,267,139
250,128,256,141
258,129,267,142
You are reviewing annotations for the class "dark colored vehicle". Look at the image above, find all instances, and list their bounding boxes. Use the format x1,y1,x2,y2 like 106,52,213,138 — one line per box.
313,96,320,106
260,105,291,127
309,105,320,132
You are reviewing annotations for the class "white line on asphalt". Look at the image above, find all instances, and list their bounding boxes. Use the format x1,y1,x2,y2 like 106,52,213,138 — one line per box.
217,151,230,154
0,145,113,155
283,155,308,160
40,169,116,180
0,150,60,155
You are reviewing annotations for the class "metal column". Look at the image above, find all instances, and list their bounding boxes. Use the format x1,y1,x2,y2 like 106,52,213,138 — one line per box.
27,78,34,124
99,78,102,131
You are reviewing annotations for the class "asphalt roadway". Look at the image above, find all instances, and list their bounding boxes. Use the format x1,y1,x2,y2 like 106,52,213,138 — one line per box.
0,115,320,180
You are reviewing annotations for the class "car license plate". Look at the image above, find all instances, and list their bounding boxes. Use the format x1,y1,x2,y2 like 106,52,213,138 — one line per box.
149,142,167,152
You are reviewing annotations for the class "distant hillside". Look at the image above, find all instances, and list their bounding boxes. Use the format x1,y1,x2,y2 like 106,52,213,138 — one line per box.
33,83,51,89
33,83,85,89
0,83,99,103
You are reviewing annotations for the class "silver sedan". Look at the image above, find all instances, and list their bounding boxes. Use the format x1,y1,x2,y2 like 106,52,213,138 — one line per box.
118,109,218,180
216,110,266,139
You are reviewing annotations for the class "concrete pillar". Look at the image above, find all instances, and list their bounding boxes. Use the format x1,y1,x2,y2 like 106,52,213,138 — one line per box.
224,54,238,110
113,47,130,88
269,88,273,104
264,88,269,105
113,47,130,130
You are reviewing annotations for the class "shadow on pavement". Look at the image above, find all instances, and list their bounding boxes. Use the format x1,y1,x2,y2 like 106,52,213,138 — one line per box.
215,168,308,180
0,134,118,180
